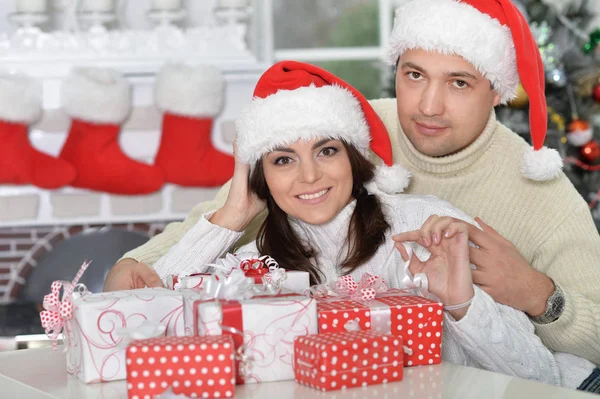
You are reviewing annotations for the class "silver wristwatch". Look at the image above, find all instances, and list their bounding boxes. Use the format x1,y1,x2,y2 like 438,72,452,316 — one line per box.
530,281,565,324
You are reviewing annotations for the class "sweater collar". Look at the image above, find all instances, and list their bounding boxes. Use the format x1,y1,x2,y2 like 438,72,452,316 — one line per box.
395,110,498,175
288,200,356,261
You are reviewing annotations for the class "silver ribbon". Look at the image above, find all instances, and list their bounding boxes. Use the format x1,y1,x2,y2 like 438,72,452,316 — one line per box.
341,299,392,335
368,299,393,335
399,244,430,297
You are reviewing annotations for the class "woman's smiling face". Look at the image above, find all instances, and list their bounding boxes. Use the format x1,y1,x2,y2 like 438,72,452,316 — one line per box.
262,137,354,225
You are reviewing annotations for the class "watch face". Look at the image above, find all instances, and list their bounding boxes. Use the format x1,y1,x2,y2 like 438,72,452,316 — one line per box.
551,293,565,316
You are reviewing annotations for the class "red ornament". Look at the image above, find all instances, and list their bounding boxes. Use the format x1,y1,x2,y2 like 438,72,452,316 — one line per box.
593,83,600,103
567,119,593,147
581,140,600,163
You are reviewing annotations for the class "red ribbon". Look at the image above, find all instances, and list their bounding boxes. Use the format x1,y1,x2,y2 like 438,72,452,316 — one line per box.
221,300,246,385
240,258,270,277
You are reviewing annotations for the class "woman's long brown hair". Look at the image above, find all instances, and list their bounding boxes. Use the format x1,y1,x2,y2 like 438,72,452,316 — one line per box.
249,142,390,285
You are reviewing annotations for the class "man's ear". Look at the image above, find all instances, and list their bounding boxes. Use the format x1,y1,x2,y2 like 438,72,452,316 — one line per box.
492,92,502,107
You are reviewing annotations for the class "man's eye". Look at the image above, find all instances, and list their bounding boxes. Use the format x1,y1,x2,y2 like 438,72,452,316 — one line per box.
453,80,468,89
274,157,292,165
409,72,422,80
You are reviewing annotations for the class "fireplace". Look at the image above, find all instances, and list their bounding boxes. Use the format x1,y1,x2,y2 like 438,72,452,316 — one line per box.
0,0,271,350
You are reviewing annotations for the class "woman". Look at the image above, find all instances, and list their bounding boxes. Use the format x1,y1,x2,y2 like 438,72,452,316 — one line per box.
152,61,597,391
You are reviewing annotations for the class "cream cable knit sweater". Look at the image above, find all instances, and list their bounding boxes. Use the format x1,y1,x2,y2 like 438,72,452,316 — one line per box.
151,195,594,389
123,100,600,365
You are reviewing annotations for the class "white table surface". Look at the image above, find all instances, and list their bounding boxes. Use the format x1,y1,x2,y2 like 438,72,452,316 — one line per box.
0,346,594,399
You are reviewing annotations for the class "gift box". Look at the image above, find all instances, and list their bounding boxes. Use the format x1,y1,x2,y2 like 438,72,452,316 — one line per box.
167,270,310,294
294,331,404,392
63,288,185,383
126,335,235,399
317,290,443,367
187,294,318,384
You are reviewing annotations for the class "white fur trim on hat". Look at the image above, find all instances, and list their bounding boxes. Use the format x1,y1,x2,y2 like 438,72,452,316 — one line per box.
63,67,131,124
155,63,224,117
365,164,412,195
0,73,41,124
235,84,370,165
521,146,563,181
387,0,519,103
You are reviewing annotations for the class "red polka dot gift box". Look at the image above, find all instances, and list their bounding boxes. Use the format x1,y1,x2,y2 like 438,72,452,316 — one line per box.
294,331,404,392
317,290,443,367
126,335,235,399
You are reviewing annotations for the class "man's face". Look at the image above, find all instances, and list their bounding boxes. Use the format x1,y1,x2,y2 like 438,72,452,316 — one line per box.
395,49,502,157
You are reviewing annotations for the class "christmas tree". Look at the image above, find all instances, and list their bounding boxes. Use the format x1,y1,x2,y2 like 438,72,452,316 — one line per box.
496,0,600,230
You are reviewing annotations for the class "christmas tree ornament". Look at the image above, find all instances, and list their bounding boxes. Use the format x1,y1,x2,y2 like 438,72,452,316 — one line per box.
567,119,594,147
153,63,234,187
546,66,568,88
593,81,600,103
572,67,600,97
548,107,566,132
565,84,595,147
581,140,600,163
583,28,600,54
508,83,529,108
59,68,165,195
0,73,76,189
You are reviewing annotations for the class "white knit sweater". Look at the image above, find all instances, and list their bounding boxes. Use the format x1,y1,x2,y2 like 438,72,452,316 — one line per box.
152,194,595,389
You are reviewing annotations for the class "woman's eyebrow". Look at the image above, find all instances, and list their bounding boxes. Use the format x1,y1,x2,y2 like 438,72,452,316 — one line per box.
312,139,334,149
271,146,295,153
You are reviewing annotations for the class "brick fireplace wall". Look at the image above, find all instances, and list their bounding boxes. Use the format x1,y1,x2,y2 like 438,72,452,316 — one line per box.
0,222,168,303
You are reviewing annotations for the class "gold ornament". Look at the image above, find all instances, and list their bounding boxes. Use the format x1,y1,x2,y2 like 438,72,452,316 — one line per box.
548,107,566,132
508,84,529,108
572,66,600,97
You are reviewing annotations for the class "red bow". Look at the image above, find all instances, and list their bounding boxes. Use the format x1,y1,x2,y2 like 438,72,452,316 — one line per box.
39,261,90,349
239,255,279,277
240,258,270,277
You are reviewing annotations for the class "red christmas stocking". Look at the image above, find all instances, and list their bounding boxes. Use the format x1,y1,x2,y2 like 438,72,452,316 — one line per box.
0,74,75,189
153,64,234,187
58,68,164,195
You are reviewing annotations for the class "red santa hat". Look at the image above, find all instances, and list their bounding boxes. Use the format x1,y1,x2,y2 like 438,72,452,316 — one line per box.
236,60,410,194
387,0,563,181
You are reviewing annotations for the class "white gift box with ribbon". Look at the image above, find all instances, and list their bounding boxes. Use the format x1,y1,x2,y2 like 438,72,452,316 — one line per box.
64,287,186,383
182,269,318,384
40,262,186,384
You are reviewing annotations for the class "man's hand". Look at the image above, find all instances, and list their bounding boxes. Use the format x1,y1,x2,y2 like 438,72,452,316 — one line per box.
466,217,554,316
103,258,164,292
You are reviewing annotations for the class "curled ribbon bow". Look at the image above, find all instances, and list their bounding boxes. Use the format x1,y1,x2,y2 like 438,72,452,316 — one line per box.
306,273,389,303
201,269,255,301
207,253,286,294
39,261,91,349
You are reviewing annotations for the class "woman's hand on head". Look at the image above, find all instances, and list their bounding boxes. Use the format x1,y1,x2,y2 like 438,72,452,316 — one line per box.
209,139,266,231
393,216,475,319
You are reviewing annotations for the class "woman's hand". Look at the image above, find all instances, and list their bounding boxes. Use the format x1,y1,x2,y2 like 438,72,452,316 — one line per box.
210,140,266,231
103,258,164,291
393,216,475,320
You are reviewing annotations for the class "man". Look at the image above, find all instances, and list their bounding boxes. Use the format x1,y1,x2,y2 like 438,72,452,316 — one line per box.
105,0,600,365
